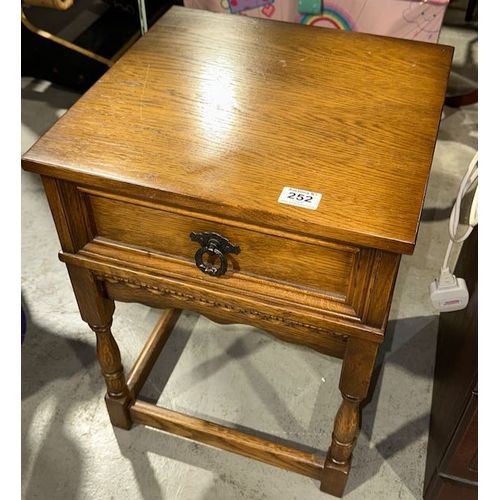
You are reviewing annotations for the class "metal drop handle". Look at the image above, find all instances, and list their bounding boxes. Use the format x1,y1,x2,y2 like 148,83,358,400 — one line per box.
190,232,240,277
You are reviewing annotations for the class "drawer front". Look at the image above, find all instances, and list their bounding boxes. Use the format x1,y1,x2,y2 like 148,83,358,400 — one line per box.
87,192,364,303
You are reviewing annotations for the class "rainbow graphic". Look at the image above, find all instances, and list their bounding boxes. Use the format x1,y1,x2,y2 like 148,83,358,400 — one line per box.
298,6,356,31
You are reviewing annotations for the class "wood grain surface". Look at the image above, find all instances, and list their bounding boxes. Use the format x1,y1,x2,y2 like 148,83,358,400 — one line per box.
22,6,453,255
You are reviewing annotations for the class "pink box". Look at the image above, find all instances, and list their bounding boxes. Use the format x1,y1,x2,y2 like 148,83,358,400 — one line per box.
183,0,449,43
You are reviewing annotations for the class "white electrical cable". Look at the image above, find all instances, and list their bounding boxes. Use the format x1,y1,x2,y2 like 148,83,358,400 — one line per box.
429,151,478,312
441,150,478,276
137,0,148,35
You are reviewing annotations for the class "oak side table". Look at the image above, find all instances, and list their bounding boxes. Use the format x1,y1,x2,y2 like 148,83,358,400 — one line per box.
21,6,453,497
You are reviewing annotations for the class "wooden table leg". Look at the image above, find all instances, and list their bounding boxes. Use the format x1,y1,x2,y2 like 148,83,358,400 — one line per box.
320,337,379,497
67,265,133,429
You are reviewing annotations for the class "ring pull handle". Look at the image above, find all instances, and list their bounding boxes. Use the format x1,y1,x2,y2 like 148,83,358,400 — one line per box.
190,231,240,277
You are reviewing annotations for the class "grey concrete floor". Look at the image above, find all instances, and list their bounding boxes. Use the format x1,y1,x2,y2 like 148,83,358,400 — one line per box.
21,3,478,499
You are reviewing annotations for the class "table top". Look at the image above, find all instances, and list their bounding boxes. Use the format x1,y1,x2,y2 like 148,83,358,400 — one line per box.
22,6,453,255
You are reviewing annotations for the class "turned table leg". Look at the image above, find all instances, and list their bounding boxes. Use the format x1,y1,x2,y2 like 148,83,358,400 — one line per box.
321,337,379,497
66,265,133,429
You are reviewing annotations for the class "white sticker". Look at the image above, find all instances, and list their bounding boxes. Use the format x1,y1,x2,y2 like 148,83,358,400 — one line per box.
278,187,322,210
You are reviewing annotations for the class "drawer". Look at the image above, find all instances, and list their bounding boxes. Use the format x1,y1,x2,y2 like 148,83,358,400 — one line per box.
85,191,372,311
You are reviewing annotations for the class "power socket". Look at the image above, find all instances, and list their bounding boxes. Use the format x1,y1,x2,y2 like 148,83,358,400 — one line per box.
429,275,469,312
